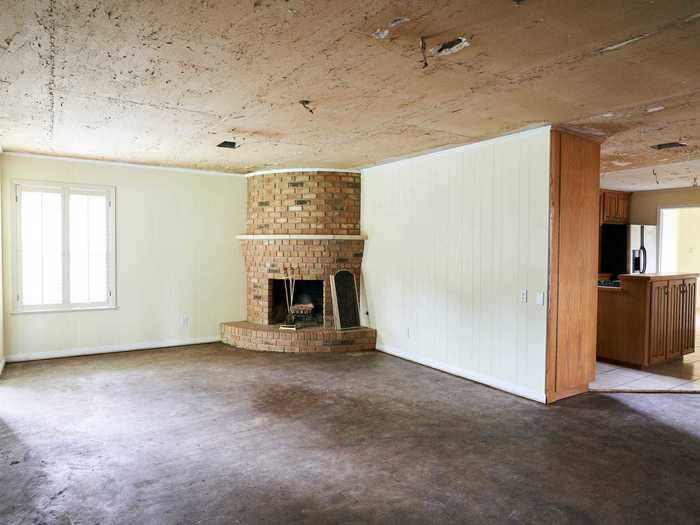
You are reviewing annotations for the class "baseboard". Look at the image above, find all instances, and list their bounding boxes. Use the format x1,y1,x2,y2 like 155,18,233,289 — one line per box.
6,336,221,363
376,343,547,404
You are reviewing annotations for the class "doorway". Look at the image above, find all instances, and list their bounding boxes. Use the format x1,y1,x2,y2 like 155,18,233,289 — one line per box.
659,205,700,353
659,207,700,292
590,205,700,392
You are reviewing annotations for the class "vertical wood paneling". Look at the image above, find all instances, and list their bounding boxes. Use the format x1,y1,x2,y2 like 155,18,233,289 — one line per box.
361,127,551,402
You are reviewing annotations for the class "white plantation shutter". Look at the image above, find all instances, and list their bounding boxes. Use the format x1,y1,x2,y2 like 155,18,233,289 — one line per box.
18,187,63,306
15,182,115,312
69,192,109,304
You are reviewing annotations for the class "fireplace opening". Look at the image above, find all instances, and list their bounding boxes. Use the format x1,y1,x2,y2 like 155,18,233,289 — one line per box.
269,279,324,325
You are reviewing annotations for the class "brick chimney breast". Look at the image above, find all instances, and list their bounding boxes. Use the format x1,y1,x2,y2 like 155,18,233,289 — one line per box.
221,170,376,353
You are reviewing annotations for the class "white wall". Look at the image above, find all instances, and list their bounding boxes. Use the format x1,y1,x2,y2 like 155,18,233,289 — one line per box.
1,154,247,362
361,127,551,402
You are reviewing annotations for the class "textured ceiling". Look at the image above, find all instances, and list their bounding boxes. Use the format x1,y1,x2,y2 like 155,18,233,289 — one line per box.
602,158,700,191
0,0,699,175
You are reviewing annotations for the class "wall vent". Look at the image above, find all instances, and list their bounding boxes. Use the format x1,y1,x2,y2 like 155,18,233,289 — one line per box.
650,141,687,150
217,141,240,149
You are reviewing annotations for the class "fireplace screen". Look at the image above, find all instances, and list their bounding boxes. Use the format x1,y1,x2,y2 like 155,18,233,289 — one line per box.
270,279,324,325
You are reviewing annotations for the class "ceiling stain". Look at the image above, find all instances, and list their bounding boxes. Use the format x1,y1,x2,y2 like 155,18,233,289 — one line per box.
0,0,699,175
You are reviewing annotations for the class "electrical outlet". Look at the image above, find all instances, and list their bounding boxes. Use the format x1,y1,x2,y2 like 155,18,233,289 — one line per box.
407,327,411,338
180,314,190,329
520,289,528,304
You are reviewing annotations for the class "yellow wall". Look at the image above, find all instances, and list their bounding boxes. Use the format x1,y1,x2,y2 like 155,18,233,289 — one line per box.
630,187,700,225
677,207,700,274
2,154,247,362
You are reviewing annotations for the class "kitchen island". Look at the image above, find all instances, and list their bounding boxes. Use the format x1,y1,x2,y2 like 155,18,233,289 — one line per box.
597,273,697,367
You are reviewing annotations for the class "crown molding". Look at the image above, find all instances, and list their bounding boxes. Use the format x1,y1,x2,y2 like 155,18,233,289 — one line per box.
245,168,361,177
1,151,246,178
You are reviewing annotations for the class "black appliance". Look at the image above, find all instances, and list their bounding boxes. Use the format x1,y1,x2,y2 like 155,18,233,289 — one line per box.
599,223,628,279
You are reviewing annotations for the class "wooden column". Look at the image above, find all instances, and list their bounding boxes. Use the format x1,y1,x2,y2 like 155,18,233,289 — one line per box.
546,129,602,402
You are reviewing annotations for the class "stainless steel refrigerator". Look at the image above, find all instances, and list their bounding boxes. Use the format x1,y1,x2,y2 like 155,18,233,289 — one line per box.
628,224,657,274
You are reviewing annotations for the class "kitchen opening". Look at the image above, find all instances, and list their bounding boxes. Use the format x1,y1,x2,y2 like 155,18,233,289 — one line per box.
593,193,699,392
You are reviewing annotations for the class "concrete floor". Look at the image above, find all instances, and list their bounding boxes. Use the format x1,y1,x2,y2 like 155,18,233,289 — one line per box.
1,344,699,524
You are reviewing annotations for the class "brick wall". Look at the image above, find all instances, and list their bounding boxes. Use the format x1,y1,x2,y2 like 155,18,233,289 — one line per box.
241,170,365,328
247,171,361,235
243,239,364,326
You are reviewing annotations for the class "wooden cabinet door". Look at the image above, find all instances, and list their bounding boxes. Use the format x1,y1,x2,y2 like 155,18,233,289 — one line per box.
667,279,684,360
681,278,697,355
602,192,618,223
600,191,630,224
616,193,629,223
649,281,670,365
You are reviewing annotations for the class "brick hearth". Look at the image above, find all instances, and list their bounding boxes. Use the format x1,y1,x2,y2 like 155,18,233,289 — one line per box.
221,322,376,353
221,170,376,353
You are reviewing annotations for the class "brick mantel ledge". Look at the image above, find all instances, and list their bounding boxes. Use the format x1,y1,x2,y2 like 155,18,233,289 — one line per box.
236,234,367,240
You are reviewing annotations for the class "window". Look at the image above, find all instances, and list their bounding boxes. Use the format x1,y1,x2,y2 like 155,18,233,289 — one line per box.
14,181,116,312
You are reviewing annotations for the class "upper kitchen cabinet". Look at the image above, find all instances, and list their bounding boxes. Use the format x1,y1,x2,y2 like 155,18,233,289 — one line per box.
600,190,630,224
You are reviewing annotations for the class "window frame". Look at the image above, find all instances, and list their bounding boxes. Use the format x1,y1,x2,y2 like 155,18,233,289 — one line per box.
13,180,117,314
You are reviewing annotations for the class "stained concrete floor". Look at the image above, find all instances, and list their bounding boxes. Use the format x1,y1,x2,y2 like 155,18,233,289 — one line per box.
1,344,699,525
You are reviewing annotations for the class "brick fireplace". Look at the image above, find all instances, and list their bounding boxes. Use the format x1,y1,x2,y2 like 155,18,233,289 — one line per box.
221,170,377,353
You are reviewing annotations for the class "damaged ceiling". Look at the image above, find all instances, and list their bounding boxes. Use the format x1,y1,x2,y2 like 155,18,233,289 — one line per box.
0,0,699,178
602,158,700,192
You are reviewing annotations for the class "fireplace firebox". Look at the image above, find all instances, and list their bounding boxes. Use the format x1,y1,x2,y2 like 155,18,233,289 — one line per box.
269,279,324,325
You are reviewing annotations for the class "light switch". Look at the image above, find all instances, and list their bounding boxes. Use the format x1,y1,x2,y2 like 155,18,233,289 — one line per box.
536,292,546,306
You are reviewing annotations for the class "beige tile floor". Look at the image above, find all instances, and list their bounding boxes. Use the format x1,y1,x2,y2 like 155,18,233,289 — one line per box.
591,354,700,391
590,315,700,392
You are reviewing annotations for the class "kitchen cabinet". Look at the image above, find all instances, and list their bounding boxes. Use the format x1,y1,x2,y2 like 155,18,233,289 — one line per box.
682,278,697,355
598,273,698,367
600,190,629,224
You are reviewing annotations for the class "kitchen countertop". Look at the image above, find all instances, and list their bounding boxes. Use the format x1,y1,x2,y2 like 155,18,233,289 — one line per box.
598,273,699,292
619,272,699,281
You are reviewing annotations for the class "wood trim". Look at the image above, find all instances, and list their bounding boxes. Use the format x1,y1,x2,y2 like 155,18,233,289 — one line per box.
546,129,601,403
546,130,561,401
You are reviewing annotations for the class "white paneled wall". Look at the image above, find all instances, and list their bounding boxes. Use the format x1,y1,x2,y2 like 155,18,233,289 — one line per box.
361,127,551,401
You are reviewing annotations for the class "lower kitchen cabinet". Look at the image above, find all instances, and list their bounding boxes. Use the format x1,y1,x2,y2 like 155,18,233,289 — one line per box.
598,273,698,367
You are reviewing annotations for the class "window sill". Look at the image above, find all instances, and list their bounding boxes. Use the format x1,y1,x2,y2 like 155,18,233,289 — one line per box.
11,305,118,315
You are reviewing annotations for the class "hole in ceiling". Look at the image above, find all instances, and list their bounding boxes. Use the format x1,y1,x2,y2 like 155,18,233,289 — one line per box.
372,16,410,39
388,17,410,28
650,142,687,150
299,100,314,114
217,141,240,149
431,37,470,57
